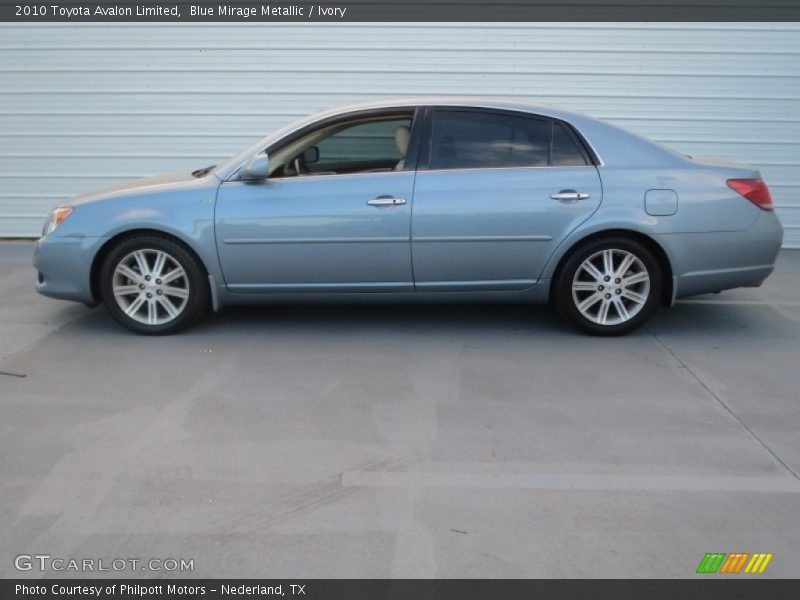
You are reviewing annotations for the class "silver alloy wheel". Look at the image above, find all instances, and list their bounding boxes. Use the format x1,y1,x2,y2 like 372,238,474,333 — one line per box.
111,249,190,326
571,248,650,326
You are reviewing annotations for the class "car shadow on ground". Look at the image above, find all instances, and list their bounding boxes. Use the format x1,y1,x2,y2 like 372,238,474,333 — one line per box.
61,298,798,343
74,301,571,337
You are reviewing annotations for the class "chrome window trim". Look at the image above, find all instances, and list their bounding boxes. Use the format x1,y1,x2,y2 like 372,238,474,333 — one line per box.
224,170,413,185
418,164,599,175
225,163,599,185
576,133,606,168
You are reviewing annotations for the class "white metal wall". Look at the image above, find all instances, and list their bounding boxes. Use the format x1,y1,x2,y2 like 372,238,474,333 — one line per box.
1,23,799,246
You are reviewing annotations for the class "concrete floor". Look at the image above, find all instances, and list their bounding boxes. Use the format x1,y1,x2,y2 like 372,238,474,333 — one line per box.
1,241,799,578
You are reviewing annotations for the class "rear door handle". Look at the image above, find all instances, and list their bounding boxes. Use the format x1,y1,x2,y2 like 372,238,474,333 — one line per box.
550,190,590,201
367,196,407,207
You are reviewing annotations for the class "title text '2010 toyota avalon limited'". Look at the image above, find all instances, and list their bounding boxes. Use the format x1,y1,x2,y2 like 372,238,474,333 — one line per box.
34,98,783,335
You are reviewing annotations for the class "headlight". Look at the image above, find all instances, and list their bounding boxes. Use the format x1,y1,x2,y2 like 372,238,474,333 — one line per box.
42,206,73,236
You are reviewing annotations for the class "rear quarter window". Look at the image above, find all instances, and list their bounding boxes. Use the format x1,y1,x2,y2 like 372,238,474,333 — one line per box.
551,122,590,166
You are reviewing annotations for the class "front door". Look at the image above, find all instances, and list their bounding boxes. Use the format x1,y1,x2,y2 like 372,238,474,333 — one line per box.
411,108,603,291
215,113,418,293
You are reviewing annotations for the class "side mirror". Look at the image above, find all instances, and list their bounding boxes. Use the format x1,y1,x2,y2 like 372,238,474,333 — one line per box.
241,153,270,181
302,146,320,165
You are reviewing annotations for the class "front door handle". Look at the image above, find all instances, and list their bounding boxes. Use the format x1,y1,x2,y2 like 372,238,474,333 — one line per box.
367,196,407,208
550,190,590,201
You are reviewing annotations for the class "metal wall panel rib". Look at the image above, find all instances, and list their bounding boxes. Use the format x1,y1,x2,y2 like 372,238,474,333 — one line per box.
0,23,798,246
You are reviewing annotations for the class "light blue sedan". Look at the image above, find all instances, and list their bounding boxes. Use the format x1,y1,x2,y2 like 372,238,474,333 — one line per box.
34,98,783,335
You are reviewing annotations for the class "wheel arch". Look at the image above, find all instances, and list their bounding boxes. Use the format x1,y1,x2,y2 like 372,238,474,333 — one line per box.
89,228,211,304
548,229,674,306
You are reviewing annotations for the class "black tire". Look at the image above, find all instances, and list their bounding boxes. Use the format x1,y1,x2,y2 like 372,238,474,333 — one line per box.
99,234,210,335
553,236,663,336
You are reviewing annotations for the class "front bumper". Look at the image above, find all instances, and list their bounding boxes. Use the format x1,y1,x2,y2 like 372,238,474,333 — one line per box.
33,235,108,304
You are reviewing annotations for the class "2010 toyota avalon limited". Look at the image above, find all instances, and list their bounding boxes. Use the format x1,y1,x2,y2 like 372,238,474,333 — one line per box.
34,98,783,335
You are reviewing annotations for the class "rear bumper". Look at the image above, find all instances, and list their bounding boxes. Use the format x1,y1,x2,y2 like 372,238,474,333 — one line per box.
659,211,783,300
674,263,775,299
33,235,107,304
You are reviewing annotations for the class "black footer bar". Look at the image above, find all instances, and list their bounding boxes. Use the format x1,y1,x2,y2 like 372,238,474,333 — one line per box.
5,579,800,600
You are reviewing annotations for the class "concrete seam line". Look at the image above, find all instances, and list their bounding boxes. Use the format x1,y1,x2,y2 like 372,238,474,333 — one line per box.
0,309,98,362
646,326,800,481
341,472,800,493
677,299,800,306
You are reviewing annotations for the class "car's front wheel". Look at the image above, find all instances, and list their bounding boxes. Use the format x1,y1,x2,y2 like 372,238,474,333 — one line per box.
554,237,663,335
100,235,209,334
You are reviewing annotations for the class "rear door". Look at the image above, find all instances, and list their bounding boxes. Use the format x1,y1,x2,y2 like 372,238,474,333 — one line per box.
411,108,603,291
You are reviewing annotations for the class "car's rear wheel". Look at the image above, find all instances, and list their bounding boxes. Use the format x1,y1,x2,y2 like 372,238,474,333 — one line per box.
554,237,662,335
100,235,209,334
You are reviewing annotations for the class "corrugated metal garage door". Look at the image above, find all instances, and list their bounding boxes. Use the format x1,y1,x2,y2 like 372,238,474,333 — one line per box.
1,22,799,246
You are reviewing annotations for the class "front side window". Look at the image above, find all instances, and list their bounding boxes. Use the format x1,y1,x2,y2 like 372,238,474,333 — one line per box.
429,109,589,170
315,119,409,169
271,114,413,178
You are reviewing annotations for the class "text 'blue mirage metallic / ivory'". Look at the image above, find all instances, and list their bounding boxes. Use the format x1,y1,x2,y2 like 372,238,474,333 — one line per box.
33,98,784,335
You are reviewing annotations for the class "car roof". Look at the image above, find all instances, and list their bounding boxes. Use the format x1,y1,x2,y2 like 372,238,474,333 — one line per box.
308,96,589,122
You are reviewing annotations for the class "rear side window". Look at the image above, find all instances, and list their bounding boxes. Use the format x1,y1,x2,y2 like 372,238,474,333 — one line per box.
429,109,590,170
430,110,551,170
551,122,589,166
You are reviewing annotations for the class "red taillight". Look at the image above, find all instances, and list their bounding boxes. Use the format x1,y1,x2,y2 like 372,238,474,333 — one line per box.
727,178,773,211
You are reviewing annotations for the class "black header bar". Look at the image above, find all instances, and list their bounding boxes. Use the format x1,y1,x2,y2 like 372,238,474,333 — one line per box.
3,0,800,22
